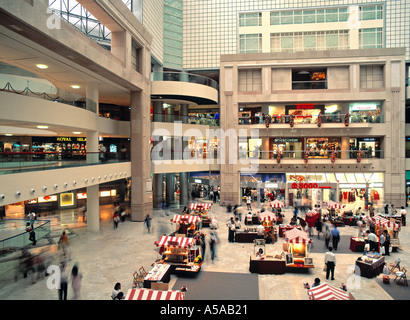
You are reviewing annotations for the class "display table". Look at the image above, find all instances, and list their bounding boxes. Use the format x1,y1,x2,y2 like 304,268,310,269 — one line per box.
235,231,260,243
355,255,385,278
350,237,366,252
343,217,357,226
143,264,171,289
249,255,286,274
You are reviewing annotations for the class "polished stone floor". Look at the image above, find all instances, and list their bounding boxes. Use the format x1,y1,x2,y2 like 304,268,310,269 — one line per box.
0,202,409,301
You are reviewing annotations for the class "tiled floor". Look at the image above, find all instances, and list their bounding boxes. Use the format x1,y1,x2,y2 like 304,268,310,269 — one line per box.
0,202,409,300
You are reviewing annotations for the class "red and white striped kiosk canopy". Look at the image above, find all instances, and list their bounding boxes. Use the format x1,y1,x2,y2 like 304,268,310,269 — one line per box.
189,203,212,210
154,235,195,249
171,214,200,225
326,200,344,209
126,288,185,300
259,211,276,222
373,215,400,229
269,200,284,208
285,228,311,244
308,283,349,300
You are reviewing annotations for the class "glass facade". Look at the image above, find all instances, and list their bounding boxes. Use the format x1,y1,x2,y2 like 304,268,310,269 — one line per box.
183,0,409,69
164,0,183,69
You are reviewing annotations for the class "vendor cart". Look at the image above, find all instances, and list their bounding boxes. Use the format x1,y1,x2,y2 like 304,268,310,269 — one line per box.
170,214,201,237
155,235,202,274
284,228,314,269
188,203,212,226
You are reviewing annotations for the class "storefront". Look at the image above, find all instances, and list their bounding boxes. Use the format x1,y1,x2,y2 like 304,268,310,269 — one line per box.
306,137,341,158
349,137,381,159
286,180,339,209
349,102,383,123
285,104,324,124
272,138,303,159
32,136,86,160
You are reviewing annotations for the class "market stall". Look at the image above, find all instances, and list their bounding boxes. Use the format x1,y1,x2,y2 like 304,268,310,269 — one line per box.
284,228,314,269
308,283,351,300
355,252,385,278
269,200,284,224
170,214,201,237
234,227,260,243
142,263,172,289
249,239,286,274
259,211,277,243
188,203,212,227
349,237,366,253
279,224,302,237
155,236,202,273
371,215,401,252
125,288,185,300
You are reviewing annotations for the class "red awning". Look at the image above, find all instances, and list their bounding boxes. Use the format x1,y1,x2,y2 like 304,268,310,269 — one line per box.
372,215,400,229
171,214,200,225
308,283,349,300
154,235,194,249
285,228,311,244
126,288,185,300
269,200,284,208
189,203,212,210
259,211,276,222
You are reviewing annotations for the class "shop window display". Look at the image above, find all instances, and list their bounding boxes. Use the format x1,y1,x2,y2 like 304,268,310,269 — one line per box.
306,138,341,158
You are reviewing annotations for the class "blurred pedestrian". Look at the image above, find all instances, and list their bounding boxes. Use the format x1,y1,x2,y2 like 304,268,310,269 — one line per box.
26,222,36,245
330,225,340,251
226,217,235,242
71,264,82,300
58,231,71,261
324,221,331,249
113,212,120,229
401,206,407,226
209,231,220,262
59,262,68,300
199,233,206,259
144,214,152,233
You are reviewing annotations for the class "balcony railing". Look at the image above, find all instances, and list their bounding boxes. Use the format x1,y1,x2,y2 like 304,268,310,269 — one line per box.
151,72,219,90
0,151,129,175
151,112,219,126
292,80,327,90
150,149,383,161
238,113,383,125
1,81,97,113
0,219,51,253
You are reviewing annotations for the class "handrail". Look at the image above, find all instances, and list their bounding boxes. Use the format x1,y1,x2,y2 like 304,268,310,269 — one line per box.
238,112,383,125
0,219,51,252
151,112,219,126
0,151,130,175
151,71,219,90
1,81,97,113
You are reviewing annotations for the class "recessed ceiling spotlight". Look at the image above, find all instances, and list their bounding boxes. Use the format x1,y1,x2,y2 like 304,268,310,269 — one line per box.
37,125,49,129
73,132,82,134
71,85,81,89
36,64,48,69
5,134,13,136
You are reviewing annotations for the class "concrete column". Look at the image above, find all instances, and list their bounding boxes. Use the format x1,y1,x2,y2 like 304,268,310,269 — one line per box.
87,185,100,232
153,173,163,208
86,82,99,113
153,101,164,122
341,137,350,160
166,105,174,123
166,173,175,205
130,90,153,221
180,104,188,124
86,131,99,164
262,137,270,159
179,172,189,206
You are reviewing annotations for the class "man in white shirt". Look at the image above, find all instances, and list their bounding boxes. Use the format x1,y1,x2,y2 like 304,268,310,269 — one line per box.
324,247,336,280
366,230,378,252
257,224,265,238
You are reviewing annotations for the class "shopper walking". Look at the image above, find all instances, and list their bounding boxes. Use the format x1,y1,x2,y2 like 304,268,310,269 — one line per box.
400,206,407,226
199,233,206,260
58,262,68,300
315,218,323,239
113,212,120,229
382,229,390,256
226,217,235,243
324,220,331,249
71,264,82,300
209,231,220,262
324,247,336,280
58,231,71,261
246,195,252,210
330,225,340,251
111,282,121,300
144,214,152,233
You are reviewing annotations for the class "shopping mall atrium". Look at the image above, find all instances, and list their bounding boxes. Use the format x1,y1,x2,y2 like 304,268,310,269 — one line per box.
0,0,410,305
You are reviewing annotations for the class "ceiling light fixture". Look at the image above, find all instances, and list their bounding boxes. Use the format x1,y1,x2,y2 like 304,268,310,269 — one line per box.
73,132,82,134
71,85,81,89
37,125,49,129
36,64,48,69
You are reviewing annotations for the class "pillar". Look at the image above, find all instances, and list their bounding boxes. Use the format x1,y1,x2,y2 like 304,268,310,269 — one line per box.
179,172,189,206
87,185,100,232
180,104,188,124
130,90,153,221
341,137,350,160
153,173,163,208
86,82,99,113
86,131,99,164
166,173,175,205
153,101,164,122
